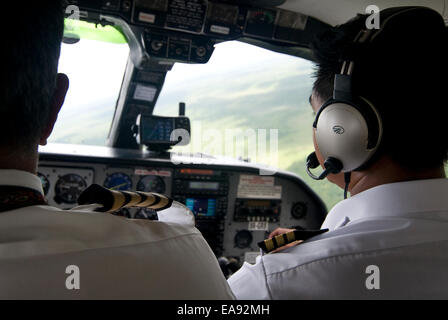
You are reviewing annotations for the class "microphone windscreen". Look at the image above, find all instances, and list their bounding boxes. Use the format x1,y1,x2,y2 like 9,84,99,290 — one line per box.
306,152,320,169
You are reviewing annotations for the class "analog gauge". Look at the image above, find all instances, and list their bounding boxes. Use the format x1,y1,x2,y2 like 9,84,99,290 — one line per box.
234,230,253,249
104,172,132,191
249,9,275,25
135,208,158,220
136,175,166,194
291,202,307,220
54,173,87,204
37,172,50,196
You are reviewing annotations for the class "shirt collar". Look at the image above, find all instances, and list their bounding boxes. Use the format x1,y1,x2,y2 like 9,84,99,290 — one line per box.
322,178,448,231
0,169,44,195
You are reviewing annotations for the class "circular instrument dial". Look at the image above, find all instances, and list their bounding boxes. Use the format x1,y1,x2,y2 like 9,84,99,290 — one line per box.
54,174,87,204
37,172,50,196
249,10,275,24
104,172,132,191
234,230,253,249
136,175,166,194
291,202,307,220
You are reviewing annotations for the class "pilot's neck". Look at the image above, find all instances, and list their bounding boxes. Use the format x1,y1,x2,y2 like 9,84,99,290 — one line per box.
349,156,446,196
0,146,38,175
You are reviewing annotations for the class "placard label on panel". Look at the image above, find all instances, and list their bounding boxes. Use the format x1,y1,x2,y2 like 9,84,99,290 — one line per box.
166,0,207,33
237,174,282,199
134,169,172,177
133,84,157,102
210,25,230,35
139,12,156,24
248,221,269,231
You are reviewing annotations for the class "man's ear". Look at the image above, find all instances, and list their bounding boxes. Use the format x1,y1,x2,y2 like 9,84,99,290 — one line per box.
39,73,69,146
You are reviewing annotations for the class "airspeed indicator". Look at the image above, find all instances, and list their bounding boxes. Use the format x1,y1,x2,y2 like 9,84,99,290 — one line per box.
104,173,133,191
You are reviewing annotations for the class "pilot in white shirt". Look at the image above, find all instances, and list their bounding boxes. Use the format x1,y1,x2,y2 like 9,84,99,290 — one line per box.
0,2,234,299
228,7,448,299
229,178,448,299
0,169,234,299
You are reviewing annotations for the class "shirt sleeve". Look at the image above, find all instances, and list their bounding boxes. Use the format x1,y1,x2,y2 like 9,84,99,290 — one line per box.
227,259,271,300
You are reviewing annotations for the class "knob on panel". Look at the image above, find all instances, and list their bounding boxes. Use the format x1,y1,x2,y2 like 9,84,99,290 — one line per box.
234,230,253,249
291,202,307,220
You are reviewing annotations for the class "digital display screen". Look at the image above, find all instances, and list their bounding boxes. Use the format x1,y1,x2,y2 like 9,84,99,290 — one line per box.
141,117,175,143
246,200,271,207
186,198,216,217
180,168,215,175
189,181,219,190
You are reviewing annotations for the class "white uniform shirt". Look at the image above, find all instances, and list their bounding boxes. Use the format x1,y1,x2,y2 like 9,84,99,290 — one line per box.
0,170,234,299
228,178,448,299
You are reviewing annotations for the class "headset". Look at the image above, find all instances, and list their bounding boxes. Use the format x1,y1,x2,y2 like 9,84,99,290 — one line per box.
306,7,425,198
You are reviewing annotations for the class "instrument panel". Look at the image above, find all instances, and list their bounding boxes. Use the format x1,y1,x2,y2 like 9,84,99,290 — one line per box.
39,165,172,213
38,146,327,266
69,0,329,64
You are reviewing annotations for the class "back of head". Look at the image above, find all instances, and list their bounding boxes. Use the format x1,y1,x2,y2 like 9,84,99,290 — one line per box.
312,7,448,170
1,1,65,150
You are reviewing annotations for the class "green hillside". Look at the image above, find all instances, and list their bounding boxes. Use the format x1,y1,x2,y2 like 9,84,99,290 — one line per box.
155,42,344,211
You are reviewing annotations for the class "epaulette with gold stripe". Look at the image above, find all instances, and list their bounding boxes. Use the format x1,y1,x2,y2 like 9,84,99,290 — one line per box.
258,229,328,253
77,184,173,213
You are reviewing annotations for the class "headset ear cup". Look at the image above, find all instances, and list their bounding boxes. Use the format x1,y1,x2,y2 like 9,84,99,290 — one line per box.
314,101,381,172
356,97,382,150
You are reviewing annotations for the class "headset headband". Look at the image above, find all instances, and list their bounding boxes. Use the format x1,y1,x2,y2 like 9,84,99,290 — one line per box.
334,7,423,101
339,6,424,76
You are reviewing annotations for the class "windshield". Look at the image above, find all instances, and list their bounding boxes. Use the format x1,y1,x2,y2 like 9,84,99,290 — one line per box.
49,22,129,146
154,41,342,210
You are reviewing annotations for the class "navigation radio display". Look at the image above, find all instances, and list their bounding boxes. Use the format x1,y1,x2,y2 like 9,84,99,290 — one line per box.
186,198,216,217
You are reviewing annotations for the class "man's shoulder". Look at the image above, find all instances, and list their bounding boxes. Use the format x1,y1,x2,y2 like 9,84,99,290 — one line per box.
228,216,448,299
261,215,448,277
0,205,203,258
0,205,235,300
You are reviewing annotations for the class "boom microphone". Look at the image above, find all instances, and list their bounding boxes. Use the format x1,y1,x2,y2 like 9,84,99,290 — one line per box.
306,152,343,180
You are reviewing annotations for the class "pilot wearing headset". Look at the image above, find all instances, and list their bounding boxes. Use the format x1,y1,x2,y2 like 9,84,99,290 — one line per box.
228,7,448,299
0,1,234,299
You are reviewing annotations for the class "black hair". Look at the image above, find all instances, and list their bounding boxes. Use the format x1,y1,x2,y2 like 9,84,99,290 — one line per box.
311,7,448,170
0,1,65,149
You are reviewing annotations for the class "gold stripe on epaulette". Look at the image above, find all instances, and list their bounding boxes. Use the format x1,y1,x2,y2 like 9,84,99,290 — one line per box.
149,195,169,210
135,192,156,207
109,190,126,212
286,231,295,242
264,239,275,252
122,191,142,208
274,234,285,247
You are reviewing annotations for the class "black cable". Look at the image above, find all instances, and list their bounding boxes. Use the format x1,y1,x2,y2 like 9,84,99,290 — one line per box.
306,154,344,181
344,172,351,199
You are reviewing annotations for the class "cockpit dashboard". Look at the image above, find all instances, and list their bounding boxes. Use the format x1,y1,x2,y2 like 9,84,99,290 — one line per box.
39,143,327,266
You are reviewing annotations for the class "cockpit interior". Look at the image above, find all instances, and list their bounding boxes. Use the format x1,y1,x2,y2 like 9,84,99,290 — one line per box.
37,0,448,275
